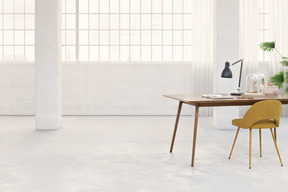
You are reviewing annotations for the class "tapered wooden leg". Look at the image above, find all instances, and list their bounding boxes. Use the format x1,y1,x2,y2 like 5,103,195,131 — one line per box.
270,128,283,166
191,104,199,167
229,127,240,159
274,127,277,142
259,129,262,157
249,129,252,169
170,101,183,153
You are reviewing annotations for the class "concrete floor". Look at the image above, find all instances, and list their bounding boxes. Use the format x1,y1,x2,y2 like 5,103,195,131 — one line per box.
0,116,288,192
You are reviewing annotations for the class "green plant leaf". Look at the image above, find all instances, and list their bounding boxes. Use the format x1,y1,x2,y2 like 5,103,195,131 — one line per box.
259,41,275,52
282,57,288,60
270,71,284,89
281,60,288,66
285,86,288,93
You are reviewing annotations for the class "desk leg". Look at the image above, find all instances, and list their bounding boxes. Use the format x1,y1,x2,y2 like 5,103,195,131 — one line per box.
191,104,199,167
170,101,183,153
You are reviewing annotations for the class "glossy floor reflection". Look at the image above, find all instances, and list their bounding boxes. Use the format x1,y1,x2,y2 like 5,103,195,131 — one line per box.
0,116,288,192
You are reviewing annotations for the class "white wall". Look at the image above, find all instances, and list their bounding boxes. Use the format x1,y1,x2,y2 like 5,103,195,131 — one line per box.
0,64,196,115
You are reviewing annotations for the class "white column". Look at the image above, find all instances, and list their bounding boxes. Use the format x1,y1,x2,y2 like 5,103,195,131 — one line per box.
213,0,240,129
35,0,62,130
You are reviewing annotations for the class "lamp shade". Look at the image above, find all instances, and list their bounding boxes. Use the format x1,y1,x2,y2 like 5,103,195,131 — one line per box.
221,62,232,78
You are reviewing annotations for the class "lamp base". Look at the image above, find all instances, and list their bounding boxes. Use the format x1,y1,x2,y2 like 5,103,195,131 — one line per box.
230,92,243,96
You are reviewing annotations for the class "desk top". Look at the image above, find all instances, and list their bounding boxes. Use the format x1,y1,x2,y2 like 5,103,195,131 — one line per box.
164,93,288,107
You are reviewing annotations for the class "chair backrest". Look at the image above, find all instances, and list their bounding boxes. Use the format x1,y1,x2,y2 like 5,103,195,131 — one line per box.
241,100,282,128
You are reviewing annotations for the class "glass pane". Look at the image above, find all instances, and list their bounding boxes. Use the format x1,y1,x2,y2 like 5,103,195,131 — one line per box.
141,31,151,45
89,46,98,61
25,14,35,29
79,46,89,61
4,0,14,13
14,46,25,61
110,31,119,45
79,0,89,13
141,0,151,13
3,46,14,61
141,46,151,61
89,30,99,45
110,46,119,61
25,0,35,13
152,15,162,29
163,31,172,45
100,14,109,29
79,14,89,29
90,0,99,13
110,15,119,29
130,30,140,45
4,31,14,45
89,14,98,29
79,30,89,45
163,0,172,13
130,46,140,61
15,0,25,13
131,0,140,13
173,14,182,29
99,46,109,61
152,0,162,13
120,0,129,13
120,30,129,45
183,14,192,29
62,15,66,29
152,46,162,61
66,46,76,61
163,14,172,29
258,14,263,29
163,46,172,61
120,45,129,61
183,0,192,13
120,14,129,29
15,30,25,44
173,0,183,13
173,30,182,45
62,31,66,45
66,14,76,29
173,46,182,61
25,46,34,61
15,14,25,29
99,30,109,45
141,15,151,29
131,14,140,29
183,30,192,45
183,46,192,61
152,30,162,45
110,0,119,13
0,31,2,44
99,0,109,13
66,30,76,45
4,15,14,29
67,0,76,13
25,31,34,45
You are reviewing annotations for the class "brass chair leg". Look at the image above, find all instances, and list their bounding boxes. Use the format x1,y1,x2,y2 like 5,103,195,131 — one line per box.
270,128,283,166
274,127,277,142
259,129,262,157
249,129,252,169
229,127,240,159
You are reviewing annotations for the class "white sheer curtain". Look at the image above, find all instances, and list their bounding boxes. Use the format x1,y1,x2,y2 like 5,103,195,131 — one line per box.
239,0,259,85
191,0,214,116
239,0,259,116
269,0,288,115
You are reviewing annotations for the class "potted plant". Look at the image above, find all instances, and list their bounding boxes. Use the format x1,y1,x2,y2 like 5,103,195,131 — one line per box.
259,41,288,92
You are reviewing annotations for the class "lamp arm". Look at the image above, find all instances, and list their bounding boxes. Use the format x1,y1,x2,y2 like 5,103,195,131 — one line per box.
231,59,244,92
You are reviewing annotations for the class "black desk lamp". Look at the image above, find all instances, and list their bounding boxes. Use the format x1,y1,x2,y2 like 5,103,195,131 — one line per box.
221,59,244,96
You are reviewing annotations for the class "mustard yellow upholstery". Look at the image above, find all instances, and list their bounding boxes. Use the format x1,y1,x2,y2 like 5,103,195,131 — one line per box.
229,100,283,168
233,100,282,128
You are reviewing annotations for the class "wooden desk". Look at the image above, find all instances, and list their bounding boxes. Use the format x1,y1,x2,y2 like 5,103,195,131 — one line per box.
164,94,288,167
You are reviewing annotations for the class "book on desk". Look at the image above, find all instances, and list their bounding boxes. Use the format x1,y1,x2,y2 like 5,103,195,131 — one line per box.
202,94,235,99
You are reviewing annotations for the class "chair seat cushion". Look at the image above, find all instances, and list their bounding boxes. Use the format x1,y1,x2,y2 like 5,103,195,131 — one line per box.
232,118,277,129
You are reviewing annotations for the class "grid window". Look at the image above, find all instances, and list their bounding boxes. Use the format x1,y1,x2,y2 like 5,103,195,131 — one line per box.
0,0,35,62
62,0,194,62
258,0,269,62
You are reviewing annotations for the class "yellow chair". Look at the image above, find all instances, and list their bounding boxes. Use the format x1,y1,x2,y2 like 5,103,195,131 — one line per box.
229,100,283,169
